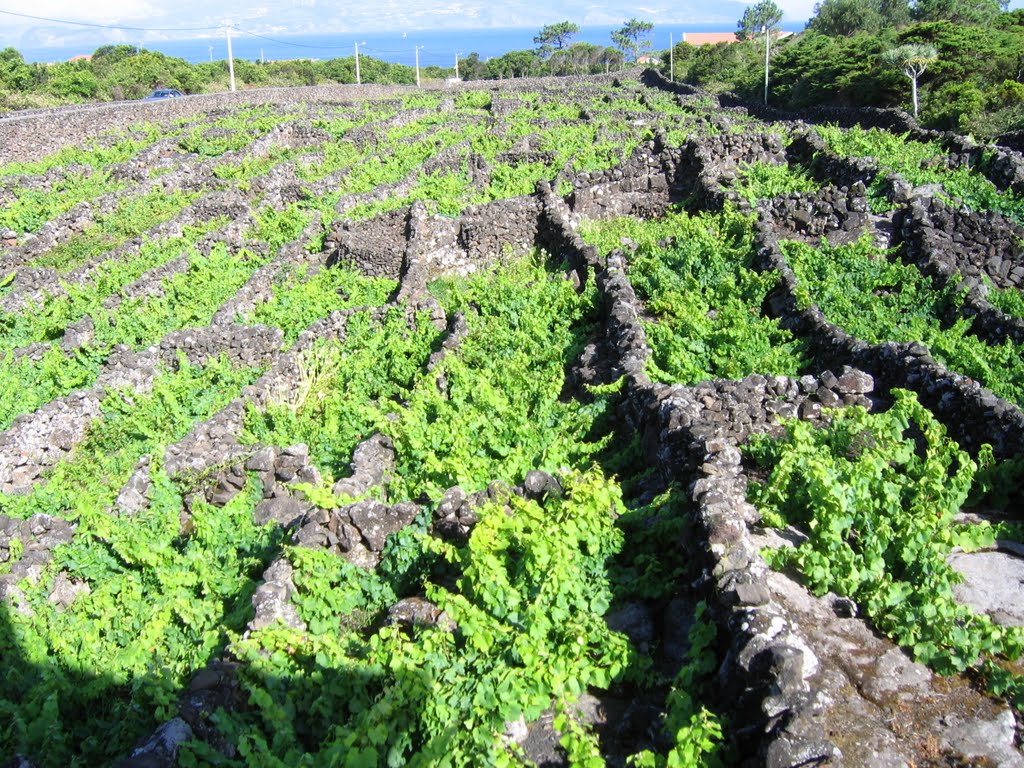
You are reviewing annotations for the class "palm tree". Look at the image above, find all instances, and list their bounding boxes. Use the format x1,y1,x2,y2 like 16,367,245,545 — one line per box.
883,43,938,118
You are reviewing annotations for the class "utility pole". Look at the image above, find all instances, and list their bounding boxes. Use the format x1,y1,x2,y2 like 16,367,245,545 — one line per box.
260,48,264,64
669,33,674,81
226,21,236,93
454,52,460,80
208,46,213,63
355,41,365,84
762,24,769,105
415,45,423,87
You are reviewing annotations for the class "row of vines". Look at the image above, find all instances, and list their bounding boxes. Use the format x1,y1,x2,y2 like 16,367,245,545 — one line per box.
0,74,1023,766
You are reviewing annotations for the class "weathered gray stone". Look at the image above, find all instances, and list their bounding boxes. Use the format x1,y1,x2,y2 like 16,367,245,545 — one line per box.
941,709,1022,767
245,446,277,473
522,469,563,500
48,573,90,610
949,550,1024,626
605,602,655,651
386,597,457,632
114,718,193,768
253,496,310,528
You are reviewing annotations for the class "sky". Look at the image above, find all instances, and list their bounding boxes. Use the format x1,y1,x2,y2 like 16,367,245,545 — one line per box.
1,0,1023,51
0,0,841,49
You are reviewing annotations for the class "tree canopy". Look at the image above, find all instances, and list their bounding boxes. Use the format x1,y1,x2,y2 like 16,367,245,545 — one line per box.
0,48,33,91
809,0,885,36
612,18,654,62
881,0,913,26
534,21,580,58
808,0,918,36
911,0,1007,24
737,0,784,41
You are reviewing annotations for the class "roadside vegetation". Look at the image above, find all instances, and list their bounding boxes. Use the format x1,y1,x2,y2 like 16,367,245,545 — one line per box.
665,3,1024,136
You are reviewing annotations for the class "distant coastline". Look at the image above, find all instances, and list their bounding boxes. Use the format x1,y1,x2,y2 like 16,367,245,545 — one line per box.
12,22,807,67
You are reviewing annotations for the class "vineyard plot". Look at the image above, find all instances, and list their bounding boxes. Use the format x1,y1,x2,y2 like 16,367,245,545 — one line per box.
1,73,1024,767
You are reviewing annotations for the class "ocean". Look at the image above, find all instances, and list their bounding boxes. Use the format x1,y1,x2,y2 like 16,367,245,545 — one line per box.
15,23,807,68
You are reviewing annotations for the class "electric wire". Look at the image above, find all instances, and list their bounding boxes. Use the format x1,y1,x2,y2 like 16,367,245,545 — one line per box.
0,8,218,32
232,26,349,50
0,7,490,66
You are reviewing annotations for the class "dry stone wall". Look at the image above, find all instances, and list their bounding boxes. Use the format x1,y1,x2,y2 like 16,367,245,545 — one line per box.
4,72,1024,768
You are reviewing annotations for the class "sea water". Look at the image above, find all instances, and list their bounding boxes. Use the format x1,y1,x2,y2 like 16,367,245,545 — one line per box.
12,23,806,67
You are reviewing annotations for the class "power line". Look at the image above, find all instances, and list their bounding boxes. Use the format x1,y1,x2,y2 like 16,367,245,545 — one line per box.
232,26,349,51
0,7,218,32
231,29,456,62
0,7,471,68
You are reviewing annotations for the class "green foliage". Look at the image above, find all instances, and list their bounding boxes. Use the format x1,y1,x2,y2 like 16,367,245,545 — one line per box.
0,358,264,762
2,468,277,767
90,49,201,99
92,243,271,351
244,264,396,346
0,354,261,522
748,389,1024,677
582,207,808,384
334,125,470,198
0,219,225,355
816,123,934,166
249,203,313,252
410,168,476,216
968,443,1024,511
0,47,32,91
548,43,617,77
768,32,899,108
189,469,632,766
22,71,1024,768
534,21,582,54
30,188,200,272
911,0,1006,24
0,171,121,235
627,603,725,768
242,308,442,480
679,38,766,95
816,125,1024,222
610,486,694,600
244,253,609,501
678,14,1024,136
612,19,655,62
0,237,269,431
783,235,1024,405
984,280,1024,320
485,49,544,79
0,134,150,177
808,0,886,36
737,0,784,40
883,42,939,72
178,107,290,157
0,82,784,767
0,345,105,433
43,62,99,101
212,147,301,184
453,90,492,111
734,160,819,204
896,19,1022,131
883,43,939,116
390,256,607,499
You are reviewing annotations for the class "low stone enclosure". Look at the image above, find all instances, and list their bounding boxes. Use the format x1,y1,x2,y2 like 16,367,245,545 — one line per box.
2,71,1024,767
